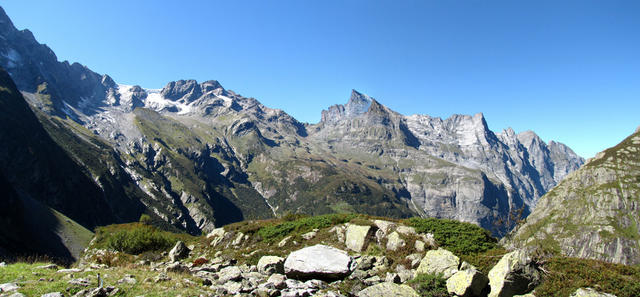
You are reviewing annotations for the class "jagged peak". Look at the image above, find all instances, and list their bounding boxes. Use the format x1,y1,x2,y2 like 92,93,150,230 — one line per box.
345,89,372,117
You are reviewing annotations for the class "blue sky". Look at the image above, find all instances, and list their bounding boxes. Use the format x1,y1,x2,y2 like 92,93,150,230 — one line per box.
3,1,640,158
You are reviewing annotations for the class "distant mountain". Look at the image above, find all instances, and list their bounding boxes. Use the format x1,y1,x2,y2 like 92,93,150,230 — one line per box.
504,128,640,265
0,5,584,245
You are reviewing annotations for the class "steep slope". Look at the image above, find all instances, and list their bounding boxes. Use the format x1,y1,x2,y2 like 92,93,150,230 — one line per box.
0,67,95,261
504,128,640,265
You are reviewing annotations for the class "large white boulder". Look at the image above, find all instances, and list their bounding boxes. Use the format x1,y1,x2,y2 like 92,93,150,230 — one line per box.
415,248,460,279
488,250,541,297
284,244,354,280
345,224,375,252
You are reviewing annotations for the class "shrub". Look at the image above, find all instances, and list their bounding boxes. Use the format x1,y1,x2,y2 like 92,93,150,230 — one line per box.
403,217,497,254
257,213,357,242
535,257,640,297
139,214,152,225
407,273,449,297
95,223,183,255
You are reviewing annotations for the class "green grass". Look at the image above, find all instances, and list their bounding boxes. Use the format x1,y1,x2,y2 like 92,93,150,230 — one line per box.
256,213,358,242
535,257,640,297
92,223,194,255
403,217,497,255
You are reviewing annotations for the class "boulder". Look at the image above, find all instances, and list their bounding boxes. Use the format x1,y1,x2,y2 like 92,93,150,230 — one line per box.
266,273,287,289
206,227,225,239
218,266,243,283
302,229,318,240
488,250,541,297
415,240,425,252
284,244,355,280
446,269,489,297
357,283,419,297
168,241,190,262
373,220,396,235
0,283,20,292
415,248,460,279
164,262,188,273
386,231,405,251
258,256,285,274
345,224,375,252
36,264,58,270
7,293,26,297
41,293,64,297
396,226,416,235
570,288,617,297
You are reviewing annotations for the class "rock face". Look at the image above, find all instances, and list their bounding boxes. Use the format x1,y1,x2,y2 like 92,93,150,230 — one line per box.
487,250,541,297
504,130,640,265
356,282,419,297
345,224,375,252
415,248,460,279
168,241,190,262
446,269,489,297
284,245,354,280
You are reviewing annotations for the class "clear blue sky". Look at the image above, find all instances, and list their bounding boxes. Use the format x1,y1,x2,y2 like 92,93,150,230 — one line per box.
3,1,640,158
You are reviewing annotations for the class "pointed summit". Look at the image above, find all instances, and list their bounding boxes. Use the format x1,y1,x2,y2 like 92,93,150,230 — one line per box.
345,89,372,117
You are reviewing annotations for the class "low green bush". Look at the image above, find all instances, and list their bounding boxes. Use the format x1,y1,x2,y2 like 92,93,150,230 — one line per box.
407,273,448,297
403,217,497,255
94,223,191,255
536,257,640,297
257,213,357,242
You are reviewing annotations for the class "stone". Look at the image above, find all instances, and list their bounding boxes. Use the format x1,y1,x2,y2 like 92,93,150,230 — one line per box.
415,240,425,252
488,249,541,297
86,287,107,297
386,231,405,251
41,293,64,297
0,283,20,292
207,227,226,247
357,282,419,297
36,264,58,270
267,273,287,289
168,241,190,262
57,268,82,273
284,244,355,280
395,265,414,283
385,272,401,284
415,248,460,279
405,253,423,269
154,273,171,283
302,229,318,240
570,288,617,297
68,277,91,286
421,233,437,248
117,275,137,284
345,224,375,252
279,236,293,248
232,232,245,246
222,281,243,295
8,293,26,297
363,275,382,286
164,262,188,273
396,226,416,235
446,269,489,297
258,256,285,274
329,226,346,243
373,220,396,235
218,266,243,283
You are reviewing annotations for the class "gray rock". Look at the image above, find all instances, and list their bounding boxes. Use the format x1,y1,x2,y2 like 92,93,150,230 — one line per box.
385,272,401,284
36,264,58,270
345,224,375,252
164,262,188,273
218,266,243,283
301,229,318,240
405,253,423,269
488,249,541,297
415,248,460,279
284,244,354,280
279,236,293,248
222,281,243,295
396,226,416,235
0,262,5,267
57,268,82,273
168,241,190,262
386,231,405,251
41,293,64,297
258,256,285,275
570,288,617,297
0,283,20,292
363,275,382,286
356,282,419,297
446,269,489,297
117,275,137,284
414,240,425,252
154,273,171,283
373,220,396,235
7,293,26,297
267,273,287,289
68,278,91,286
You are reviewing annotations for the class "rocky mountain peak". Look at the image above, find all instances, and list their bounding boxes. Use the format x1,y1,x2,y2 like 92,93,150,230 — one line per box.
161,79,203,103
346,89,372,117
0,7,16,35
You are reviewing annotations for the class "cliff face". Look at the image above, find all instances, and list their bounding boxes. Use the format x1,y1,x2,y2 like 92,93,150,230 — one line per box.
504,129,640,265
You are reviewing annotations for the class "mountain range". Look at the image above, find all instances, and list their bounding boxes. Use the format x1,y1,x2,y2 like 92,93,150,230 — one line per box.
0,6,585,260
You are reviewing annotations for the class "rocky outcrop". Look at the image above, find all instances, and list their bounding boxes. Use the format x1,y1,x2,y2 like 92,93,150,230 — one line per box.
284,245,355,280
504,130,640,265
168,241,190,262
257,256,285,274
446,268,489,297
345,224,376,252
488,250,541,297
415,248,460,279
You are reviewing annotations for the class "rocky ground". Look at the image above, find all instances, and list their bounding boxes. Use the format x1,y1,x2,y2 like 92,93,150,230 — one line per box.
0,215,625,297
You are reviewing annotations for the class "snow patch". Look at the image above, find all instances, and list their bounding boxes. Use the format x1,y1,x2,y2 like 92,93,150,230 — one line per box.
144,89,192,114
